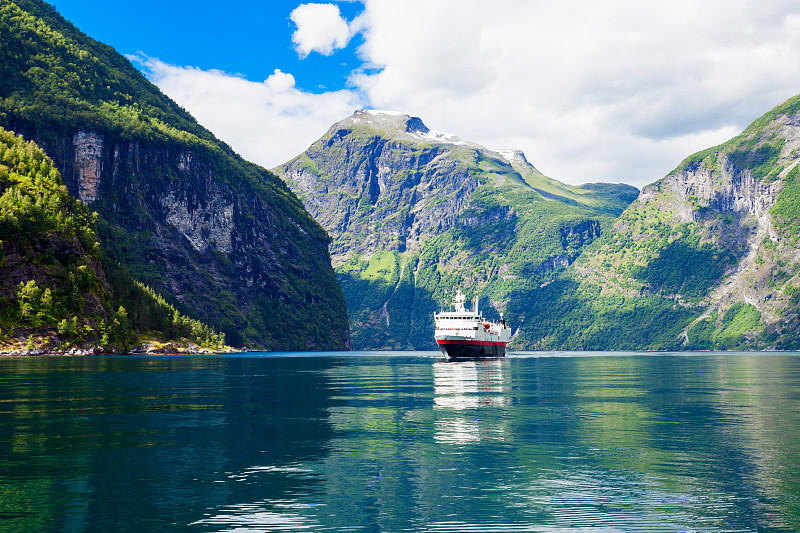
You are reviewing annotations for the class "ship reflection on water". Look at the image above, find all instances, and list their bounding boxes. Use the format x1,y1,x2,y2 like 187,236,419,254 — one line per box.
433,359,510,444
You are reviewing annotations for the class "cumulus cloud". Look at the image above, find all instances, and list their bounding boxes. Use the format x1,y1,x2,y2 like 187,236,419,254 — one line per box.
290,3,352,58
133,55,364,168
351,0,800,186
132,1,800,188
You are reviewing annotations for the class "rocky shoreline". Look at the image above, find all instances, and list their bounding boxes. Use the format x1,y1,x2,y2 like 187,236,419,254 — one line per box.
0,332,239,356
1,348,218,357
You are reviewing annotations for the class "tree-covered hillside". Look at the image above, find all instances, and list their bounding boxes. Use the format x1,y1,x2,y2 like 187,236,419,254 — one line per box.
0,126,226,353
0,0,350,350
0,0,210,142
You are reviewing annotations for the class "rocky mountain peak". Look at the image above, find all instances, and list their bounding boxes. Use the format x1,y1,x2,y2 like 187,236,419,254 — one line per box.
331,109,483,149
493,149,543,174
274,109,639,349
343,109,426,133
496,149,529,166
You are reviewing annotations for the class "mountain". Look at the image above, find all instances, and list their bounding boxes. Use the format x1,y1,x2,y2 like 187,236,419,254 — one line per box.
273,110,638,349
0,126,227,354
0,0,349,350
512,94,800,350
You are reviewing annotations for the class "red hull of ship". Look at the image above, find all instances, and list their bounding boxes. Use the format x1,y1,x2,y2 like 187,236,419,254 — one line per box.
437,339,507,359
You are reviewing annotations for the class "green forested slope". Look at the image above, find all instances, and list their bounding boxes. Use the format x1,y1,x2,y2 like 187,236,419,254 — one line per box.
0,0,349,350
0,0,210,142
513,94,800,350
0,126,226,352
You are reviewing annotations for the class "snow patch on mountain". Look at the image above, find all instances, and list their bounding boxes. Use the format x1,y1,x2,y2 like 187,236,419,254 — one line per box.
406,129,472,147
497,149,526,163
339,110,531,161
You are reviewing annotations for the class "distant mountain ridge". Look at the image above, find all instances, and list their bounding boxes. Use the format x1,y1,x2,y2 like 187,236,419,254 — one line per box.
496,94,800,350
278,99,800,351
274,109,638,349
0,0,349,350
549,94,800,350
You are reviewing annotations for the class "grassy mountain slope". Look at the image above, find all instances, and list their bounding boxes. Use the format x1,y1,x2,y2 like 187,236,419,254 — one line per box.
0,0,349,350
519,94,800,350
274,110,638,349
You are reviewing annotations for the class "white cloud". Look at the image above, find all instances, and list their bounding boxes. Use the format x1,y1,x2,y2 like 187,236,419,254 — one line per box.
133,1,800,189
134,56,364,168
290,3,352,58
350,0,800,186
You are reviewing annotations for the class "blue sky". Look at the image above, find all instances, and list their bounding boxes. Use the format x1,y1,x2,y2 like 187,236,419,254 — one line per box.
49,1,800,188
52,0,364,92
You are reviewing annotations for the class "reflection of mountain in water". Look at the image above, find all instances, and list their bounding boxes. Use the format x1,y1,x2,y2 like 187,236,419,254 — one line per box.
433,360,510,444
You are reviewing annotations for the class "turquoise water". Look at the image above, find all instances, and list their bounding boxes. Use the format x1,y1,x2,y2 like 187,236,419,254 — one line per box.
1,351,799,532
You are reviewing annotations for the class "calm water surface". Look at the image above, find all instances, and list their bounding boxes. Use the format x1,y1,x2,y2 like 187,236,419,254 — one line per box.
1,351,799,532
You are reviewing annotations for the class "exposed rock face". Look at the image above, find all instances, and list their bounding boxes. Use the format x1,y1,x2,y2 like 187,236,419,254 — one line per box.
13,125,349,350
274,110,636,349
645,165,783,335
0,0,349,351
72,130,103,203
283,135,480,264
572,94,800,349
643,162,783,231
160,179,235,254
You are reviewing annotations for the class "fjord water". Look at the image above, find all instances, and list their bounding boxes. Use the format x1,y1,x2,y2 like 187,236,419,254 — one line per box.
1,353,799,532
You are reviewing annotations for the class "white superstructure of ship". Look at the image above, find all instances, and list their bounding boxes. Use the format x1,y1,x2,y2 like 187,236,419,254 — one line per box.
433,289,511,359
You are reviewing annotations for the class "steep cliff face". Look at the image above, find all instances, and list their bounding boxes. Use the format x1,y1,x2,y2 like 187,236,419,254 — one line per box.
0,0,350,350
9,124,349,350
274,110,638,349
280,111,485,263
73,130,104,203
554,94,800,350
634,148,784,316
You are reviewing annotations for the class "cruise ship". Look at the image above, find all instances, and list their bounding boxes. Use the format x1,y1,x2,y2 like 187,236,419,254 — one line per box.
434,289,511,359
